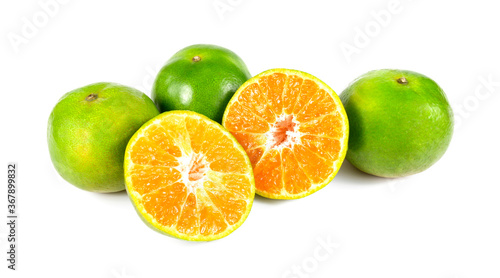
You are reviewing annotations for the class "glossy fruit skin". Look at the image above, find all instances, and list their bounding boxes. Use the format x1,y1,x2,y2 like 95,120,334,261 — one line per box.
340,69,454,178
48,83,159,192
152,44,251,123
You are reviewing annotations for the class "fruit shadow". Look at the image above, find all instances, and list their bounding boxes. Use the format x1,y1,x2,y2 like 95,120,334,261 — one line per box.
253,194,289,205
333,160,388,186
91,191,210,246
91,190,130,204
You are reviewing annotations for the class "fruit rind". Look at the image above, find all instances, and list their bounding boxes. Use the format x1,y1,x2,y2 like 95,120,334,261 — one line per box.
124,110,255,241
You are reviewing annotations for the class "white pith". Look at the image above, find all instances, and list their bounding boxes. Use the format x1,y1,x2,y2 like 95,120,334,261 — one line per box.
264,113,302,151
175,152,208,194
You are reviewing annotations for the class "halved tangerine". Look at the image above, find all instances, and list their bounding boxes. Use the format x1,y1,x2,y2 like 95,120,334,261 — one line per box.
124,111,255,241
222,69,349,199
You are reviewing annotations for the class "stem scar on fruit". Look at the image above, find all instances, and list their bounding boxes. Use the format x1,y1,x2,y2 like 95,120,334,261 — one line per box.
192,56,201,62
397,77,408,84
85,93,98,101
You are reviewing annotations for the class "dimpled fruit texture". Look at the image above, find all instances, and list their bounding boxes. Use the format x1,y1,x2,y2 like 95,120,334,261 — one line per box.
48,82,160,192
340,69,454,178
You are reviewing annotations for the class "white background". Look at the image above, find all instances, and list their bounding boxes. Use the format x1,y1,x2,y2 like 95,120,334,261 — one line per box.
1,0,499,277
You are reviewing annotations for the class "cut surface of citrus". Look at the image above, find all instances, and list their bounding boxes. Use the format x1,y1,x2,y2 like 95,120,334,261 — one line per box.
222,69,348,199
124,111,255,241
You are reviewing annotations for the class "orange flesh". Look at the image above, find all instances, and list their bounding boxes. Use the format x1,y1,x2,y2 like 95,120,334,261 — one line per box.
224,72,347,198
126,113,253,238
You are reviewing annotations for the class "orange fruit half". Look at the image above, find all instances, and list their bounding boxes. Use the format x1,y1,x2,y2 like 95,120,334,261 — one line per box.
222,69,349,199
124,111,255,241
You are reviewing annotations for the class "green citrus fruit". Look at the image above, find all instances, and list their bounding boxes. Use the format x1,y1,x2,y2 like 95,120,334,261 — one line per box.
340,69,454,178
48,82,160,192
152,44,251,123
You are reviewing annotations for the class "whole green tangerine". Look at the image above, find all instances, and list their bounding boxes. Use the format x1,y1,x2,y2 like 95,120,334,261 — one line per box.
340,69,454,178
152,44,251,123
47,82,159,192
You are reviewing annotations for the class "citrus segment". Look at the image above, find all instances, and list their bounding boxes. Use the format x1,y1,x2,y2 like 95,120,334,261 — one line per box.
129,165,181,195
295,89,338,122
283,74,303,114
231,132,267,150
293,79,320,115
176,192,199,236
125,111,255,241
204,182,248,225
223,101,271,133
293,144,334,184
282,148,311,194
198,192,228,236
236,83,276,123
258,72,287,115
246,147,265,166
301,135,341,161
142,182,186,227
223,69,349,199
253,150,283,196
298,113,344,138
129,137,179,167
